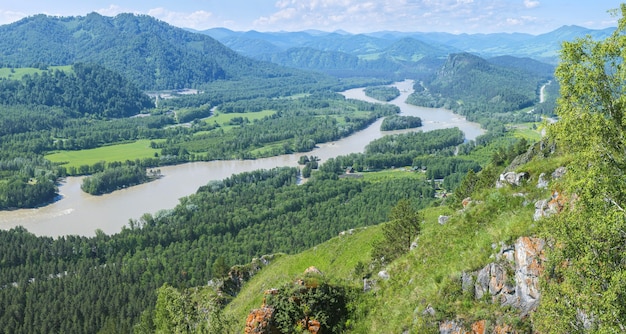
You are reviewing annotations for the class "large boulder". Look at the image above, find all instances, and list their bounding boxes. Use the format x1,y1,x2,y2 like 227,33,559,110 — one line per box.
475,263,514,300
551,166,567,179
514,237,545,315
245,306,278,334
438,215,450,225
439,320,465,334
496,172,529,188
473,237,545,315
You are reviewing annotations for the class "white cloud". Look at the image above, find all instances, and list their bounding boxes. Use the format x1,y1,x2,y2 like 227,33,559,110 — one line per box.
96,5,132,17
524,0,540,9
147,8,214,30
0,10,27,25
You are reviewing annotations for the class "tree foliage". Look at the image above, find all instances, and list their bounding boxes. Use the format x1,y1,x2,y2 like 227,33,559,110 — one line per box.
372,199,422,264
535,4,626,332
364,85,400,102
380,115,422,131
0,63,153,117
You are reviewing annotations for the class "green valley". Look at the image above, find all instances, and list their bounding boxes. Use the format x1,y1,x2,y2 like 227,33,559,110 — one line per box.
0,3,623,334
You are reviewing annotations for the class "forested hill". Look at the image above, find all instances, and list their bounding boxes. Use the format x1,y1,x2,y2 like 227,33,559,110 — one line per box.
0,63,153,119
407,52,553,127
0,13,302,90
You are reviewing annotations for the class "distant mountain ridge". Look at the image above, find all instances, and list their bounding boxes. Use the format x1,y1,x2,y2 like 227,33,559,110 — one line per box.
200,25,615,66
0,13,304,90
0,13,610,88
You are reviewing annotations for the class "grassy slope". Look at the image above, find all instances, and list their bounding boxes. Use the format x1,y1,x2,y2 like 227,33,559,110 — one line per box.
225,140,566,333
352,153,568,333
0,65,72,80
223,224,383,332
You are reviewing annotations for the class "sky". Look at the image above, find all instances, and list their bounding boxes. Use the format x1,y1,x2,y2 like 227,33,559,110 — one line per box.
0,1,622,35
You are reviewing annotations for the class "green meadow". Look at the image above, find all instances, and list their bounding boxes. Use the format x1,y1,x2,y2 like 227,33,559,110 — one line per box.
0,65,72,80
46,139,161,169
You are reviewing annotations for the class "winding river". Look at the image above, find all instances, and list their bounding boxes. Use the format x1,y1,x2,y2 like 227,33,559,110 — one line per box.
0,80,483,237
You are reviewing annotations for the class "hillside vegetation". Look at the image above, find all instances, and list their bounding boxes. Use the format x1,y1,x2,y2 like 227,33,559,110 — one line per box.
0,13,320,90
2,3,624,333
144,6,626,333
407,52,552,130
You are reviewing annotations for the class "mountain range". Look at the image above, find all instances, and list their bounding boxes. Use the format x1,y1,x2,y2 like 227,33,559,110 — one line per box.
0,13,613,90
198,24,614,68
0,13,305,90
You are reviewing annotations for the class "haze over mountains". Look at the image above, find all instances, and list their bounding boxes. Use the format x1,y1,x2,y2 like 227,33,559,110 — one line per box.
198,24,615,67
0,12,614,90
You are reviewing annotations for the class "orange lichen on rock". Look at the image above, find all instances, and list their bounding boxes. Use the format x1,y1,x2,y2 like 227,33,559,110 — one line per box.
471,320,486,334
244,306,278,334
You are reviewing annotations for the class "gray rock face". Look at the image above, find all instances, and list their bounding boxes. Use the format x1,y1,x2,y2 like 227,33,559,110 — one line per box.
537,172,549,189
497,172,529,188
533,199,549,221
475,263,514,300
473,237,545,315
422,305,436,317
496,242,515,262
533,198,560,221
438,215,450,225
378,270,390,280
461,272,474,294
439,320,464,334
363,278,373,292
514,237,545,315
551,166,567,179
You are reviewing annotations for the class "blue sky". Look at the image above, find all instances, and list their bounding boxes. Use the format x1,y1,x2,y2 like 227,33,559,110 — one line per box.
0,1,622,34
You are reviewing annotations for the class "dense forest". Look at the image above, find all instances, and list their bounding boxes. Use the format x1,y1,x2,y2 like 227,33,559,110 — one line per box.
81,166,159,195
406,52,554,128
0,167,433,333
380,115,422,131
0,63,153,118
0,13,314,90
364,85,400,102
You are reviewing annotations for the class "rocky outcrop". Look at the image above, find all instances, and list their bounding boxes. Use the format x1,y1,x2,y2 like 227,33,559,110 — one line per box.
514,237,545,315
439,320,466,334
439,215,450,225
551,166,566,179
244,267,336,334
533,189,571,221
438,320,487,334
493,324,517,334
537,173,548,189
496,172,528,188
223,254,276,296
443,236,545,333
472,320,487,334
475,262,515,302
474,237,545,314
245,306,278,334
245,289,280,334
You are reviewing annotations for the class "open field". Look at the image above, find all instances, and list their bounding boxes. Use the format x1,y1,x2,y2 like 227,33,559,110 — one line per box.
45,139,161,168
207,109,276,130
0,65,72,80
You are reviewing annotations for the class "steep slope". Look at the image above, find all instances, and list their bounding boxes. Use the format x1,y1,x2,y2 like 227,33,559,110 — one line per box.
488,55,555,78
408,52,551,125
410,25,614,63
217,142,569,333
0,13,301,90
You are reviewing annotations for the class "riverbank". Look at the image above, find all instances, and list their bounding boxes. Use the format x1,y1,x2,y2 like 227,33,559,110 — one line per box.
0,80,483,237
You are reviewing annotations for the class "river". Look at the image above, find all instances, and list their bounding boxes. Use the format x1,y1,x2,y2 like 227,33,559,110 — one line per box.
0,80,483,237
